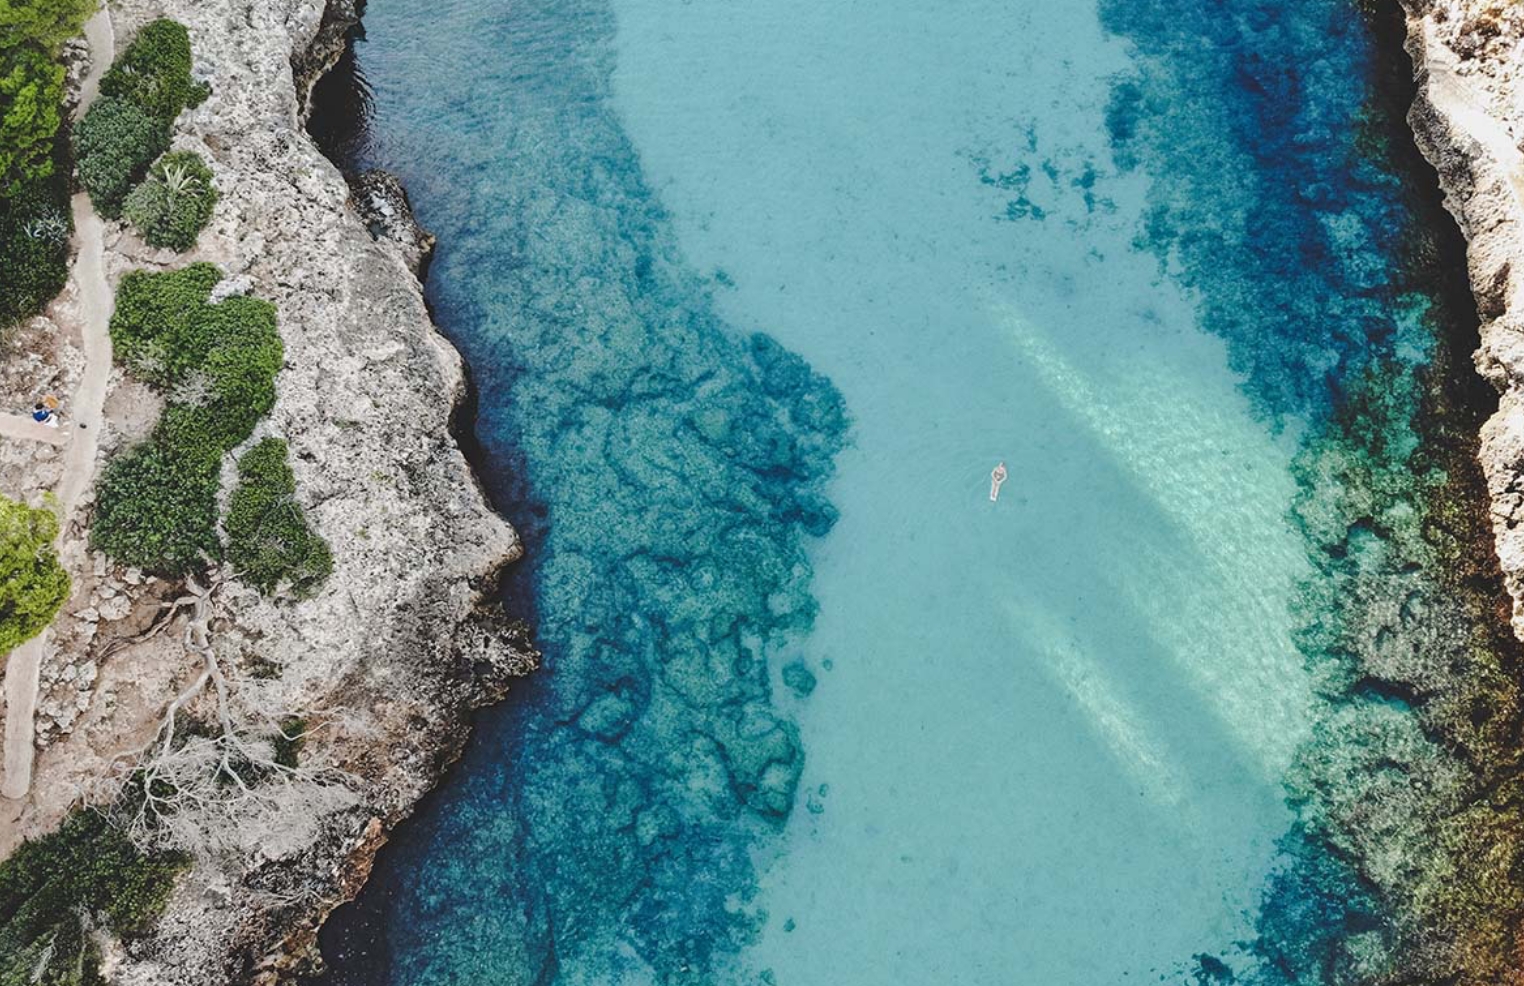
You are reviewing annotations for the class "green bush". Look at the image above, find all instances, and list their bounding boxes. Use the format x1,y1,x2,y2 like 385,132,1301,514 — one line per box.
0,209,69,320
108,262,222,385
75,18,206,220
0,0,94,195
0,810,185,986
93,437,221,573
198,299,282,439
226,439,333,596
122,150,215,250
94,269,284,575
0,169,70,328
0,495,68,653
72,95,167,218
97,19,207,123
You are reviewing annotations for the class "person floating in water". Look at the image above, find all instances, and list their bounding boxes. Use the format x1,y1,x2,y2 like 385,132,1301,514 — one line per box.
990,461,1008,502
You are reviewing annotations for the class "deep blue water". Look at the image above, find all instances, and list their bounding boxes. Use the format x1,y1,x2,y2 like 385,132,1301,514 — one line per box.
310,0,1489,983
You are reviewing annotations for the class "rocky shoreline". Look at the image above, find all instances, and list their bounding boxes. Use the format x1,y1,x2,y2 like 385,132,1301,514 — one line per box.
1400,0,1524,640
0,0,534,982
196,2,1524,982
4,1,1522,983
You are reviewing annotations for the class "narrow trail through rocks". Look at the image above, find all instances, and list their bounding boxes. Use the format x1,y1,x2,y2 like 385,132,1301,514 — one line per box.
1,5,116,806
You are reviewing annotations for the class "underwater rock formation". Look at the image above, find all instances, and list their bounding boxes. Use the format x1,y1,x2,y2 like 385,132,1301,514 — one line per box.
299,0,851,978
1105,1,1524,982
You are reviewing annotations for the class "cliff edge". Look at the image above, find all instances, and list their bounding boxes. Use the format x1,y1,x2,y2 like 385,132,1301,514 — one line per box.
1400,0,1524,641
0,0,534,981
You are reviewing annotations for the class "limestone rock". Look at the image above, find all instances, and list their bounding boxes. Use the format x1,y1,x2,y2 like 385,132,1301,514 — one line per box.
1400,0,1524,643
2,1,540,983
350,170,437,279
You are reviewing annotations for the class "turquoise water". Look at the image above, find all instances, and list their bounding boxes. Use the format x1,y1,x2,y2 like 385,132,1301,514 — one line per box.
312,0,1472,983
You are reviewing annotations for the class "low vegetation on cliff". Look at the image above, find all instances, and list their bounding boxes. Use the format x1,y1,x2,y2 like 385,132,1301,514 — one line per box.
0,0,94,331
0,810,185,986
226,439,333,596
0,496,69,653
74,18,206,220
94,264,282,573
93,264,332,596
122,149,215,250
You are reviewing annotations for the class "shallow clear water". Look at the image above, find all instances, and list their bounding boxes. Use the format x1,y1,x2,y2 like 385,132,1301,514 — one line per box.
605,3,1317,982
313,0,1462,983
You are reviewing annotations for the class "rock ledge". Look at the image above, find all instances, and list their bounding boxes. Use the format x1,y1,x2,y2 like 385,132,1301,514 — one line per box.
1400,0,1524,642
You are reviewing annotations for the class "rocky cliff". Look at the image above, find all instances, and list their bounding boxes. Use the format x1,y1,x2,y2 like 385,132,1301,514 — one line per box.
0,0,534,981
1400,0,1524,640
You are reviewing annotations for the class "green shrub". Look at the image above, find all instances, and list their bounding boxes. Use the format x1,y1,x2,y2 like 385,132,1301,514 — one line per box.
0,208,69,321
0,169,70,328
108,262,222,385
226,439,332,596
0,810,185,986
198,299,282,438
122,150,215,250
94,269,285,576
75,18,206,220
98,19,207,124
72,95,167,218
92,437,221,574
0,45,65,197
0,495,68,653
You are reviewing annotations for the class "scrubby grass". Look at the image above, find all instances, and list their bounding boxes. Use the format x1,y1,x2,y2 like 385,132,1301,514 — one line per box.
93,266,283,574
97,19,208,123
93,433,223,575
107,262,221,385
0,810,185,986
122,150,216,250
74,18,206,220
226,439,332,596
0,495,69,653
95,265,331,592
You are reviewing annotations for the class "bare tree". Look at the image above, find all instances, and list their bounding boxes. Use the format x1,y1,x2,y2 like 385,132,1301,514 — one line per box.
96,571,359,859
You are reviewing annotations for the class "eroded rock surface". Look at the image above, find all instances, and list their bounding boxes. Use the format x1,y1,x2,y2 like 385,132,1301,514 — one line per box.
350,170,436,279
1401,0,1524,638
